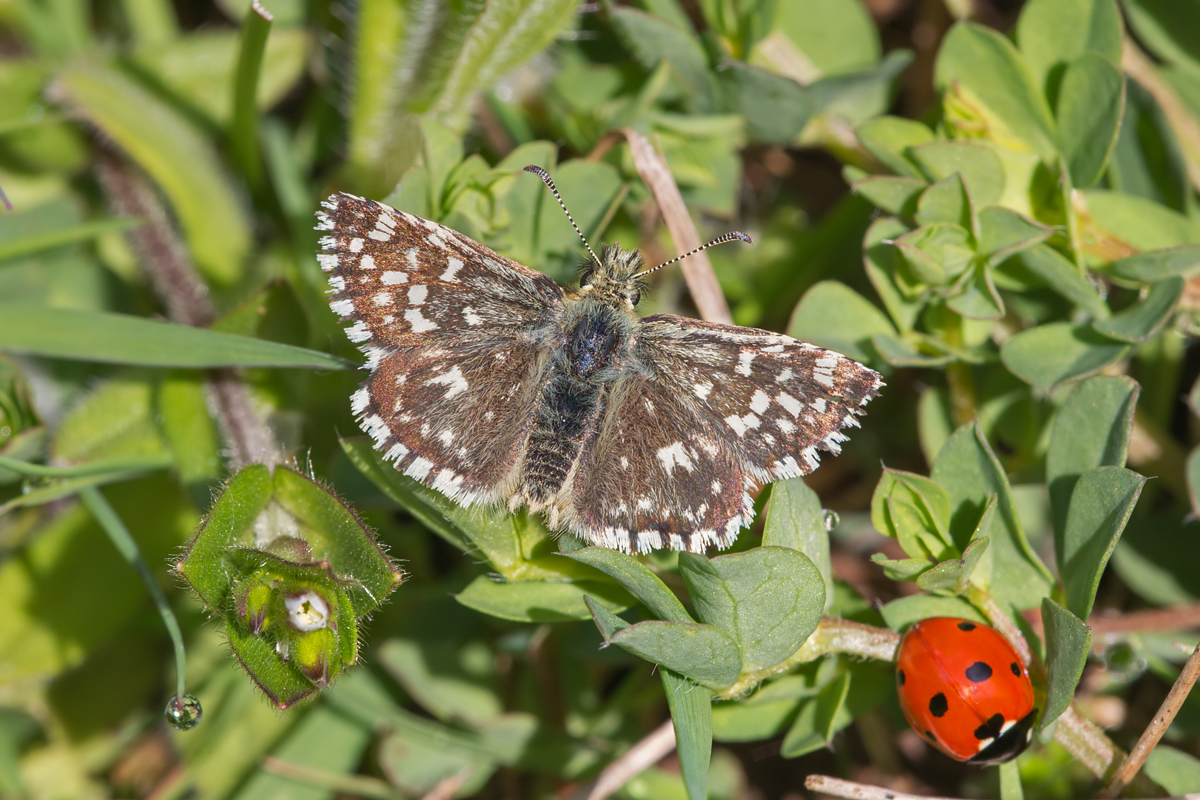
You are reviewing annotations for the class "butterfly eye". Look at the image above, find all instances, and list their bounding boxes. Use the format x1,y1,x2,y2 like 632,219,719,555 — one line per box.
628,290,640,305
580,271,593,287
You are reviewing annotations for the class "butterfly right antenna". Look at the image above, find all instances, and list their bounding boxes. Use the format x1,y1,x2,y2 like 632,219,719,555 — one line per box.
633,230,753,279
523,165,602,269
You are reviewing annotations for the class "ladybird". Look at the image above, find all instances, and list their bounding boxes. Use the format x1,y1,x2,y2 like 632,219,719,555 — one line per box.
895,617,1037,764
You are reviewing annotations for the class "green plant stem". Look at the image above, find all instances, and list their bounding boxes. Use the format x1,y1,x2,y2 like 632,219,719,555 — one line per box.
262,757,402,799
231,0,273,191
715,618,899,700
79,486,187,699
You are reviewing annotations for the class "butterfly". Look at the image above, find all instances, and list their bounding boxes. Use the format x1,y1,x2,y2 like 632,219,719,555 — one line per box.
317,166,883,554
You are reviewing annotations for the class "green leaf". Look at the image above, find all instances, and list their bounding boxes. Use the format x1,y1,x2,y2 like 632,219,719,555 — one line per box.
157,373,221,489
870,553,933,581
1015,0,1123,95
977,207,1053,264
915,535,990,593
233,703,373,800
896,222,974,286
1039,598,1090,732
762,478,833,611
271,466,402,616
0,306,348,369
908,141,1006,207
1082,190,1200,251
609,620,741,690
679,548,824,672
1190,447,1200,518
722,62,812,143
761,0,880,77
1000,322,1129,393
930,422,1054,612
1056,53,1125,188
780,670,851,757
454,576,631,623
915,174,976,235
128,29,310,126
1059,466,1146,620
1011,244,1110,318
1121,0,1200,75
864,216,925,334
1046,375,1139,539
789,281,896,366
851,176,924,216
564,547,692,623
880,594,986,631
55,65,250,285
662,669,713,800
1108,244,1200,282
376,634,501,728
1143,745,1200,795
1092,276,1183,342
855,116,935,178
934,23,1059,159
175,464,273,607
946,264,1005,320
611,7,714,113
870,468,952,544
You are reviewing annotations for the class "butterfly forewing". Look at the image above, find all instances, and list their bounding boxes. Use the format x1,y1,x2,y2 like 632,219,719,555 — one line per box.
320,193,562,500
568,376,754,554
318,193,563,355
638,315,883,483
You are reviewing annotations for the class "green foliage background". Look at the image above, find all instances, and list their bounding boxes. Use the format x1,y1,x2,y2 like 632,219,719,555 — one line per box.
1,0,1199,798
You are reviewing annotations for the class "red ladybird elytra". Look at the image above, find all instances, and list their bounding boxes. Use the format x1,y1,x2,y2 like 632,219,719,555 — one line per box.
895,617,1037,765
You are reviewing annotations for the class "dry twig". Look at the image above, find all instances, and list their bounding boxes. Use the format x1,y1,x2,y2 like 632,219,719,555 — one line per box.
571,720,676,800
1098,641,1200,798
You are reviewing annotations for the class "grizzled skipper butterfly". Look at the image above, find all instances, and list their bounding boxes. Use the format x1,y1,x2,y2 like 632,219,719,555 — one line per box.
318,165,882,554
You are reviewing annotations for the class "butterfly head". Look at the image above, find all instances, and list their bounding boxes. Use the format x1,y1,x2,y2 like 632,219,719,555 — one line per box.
579,244,646,307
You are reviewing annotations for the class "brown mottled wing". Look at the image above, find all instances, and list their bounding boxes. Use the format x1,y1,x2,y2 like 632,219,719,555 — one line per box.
637,315,883,485
317,193,562,500
566,375,754,554
318,193,563,355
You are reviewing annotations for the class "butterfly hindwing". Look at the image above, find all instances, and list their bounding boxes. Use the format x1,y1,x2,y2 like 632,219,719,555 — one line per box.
566,375,753,554
354,339,548,503
637,315,883,484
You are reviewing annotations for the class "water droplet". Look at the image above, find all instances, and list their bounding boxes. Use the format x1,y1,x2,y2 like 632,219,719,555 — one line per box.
1088,274,1109,302
1100,642,1147,684
164,694,202,730
822,509,840,532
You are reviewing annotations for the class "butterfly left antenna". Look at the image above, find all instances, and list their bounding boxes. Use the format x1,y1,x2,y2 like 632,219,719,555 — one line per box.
523,165,602,269
633,230,753,279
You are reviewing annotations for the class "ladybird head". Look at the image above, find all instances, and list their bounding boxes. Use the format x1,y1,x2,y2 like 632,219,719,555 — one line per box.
966,708,1037,765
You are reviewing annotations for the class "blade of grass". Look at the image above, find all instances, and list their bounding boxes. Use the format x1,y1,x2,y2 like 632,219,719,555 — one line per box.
79,486,187,698
0,217,144,263
231,0,273,191
0,306,351,369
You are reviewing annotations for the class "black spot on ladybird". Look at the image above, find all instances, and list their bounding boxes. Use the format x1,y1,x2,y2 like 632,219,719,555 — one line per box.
974,713,1005,741
897,669,906,685
957,621,976,631
965,661,993,683
1011,662,1021,676
929,693,948,717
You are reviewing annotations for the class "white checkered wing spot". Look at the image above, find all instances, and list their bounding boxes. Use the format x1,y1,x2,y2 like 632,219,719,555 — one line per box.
638,315,883,486
317,193,561,503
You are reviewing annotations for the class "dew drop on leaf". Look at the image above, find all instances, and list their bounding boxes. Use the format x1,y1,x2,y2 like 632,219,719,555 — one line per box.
164,694,203,730
823,509,840,532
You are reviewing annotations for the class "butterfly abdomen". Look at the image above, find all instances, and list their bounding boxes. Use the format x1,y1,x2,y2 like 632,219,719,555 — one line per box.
522,304,633,509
